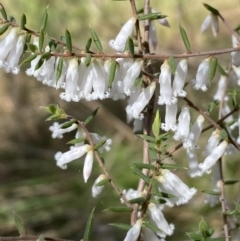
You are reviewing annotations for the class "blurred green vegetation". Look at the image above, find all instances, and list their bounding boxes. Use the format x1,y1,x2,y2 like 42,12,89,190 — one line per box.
0,0,240,241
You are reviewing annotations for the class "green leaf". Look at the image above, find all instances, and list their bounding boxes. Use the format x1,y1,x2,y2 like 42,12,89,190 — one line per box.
67,137,86,145
90,29,103,52
13,211,25,236
103,206,132,212
85,37,92,53
138,13,167,21
36,235,45,241
65,29,72,54
0,3,7,20
186,231,202,240
199,219,209,234
83,207,95,241
20,53,38,66
95,178,109,187
27,43,38,52
144,220,161,232
39,30,44,52
21,14,27,30
160,163,186,170
109,223,131,231
108,59,117,88
124,37,134,57
179,24,191,52
168,56,177,74
60,120,77,129
138,134,156,142
84,107,99,125
231,88,238,107
220,128,228,141
41,7,48,32
202,190,220,195
134,72,142,86
34,56,44,71
131,167,150,183
41,51,51,60
56,57,63,82
128,197,146,204
94,139,107,150
85,53,92,67
224,180,239,185
152,110,161,138
0,24,9,35
137,8,144,14
218,64,227,76
203,3,219,16
209,57,218,81
9,15,16,22
133,163,156,170
207,100,219,114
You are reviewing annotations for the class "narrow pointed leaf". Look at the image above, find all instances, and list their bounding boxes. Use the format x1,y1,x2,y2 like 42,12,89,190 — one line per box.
209,57,218,81
218,64,227,76
144,220,161,232
56,57,63,82
160,163,186,170
60,120,77,128
199,219,208,233
85,37,92,52
41,7,48,32
20,53,38,66
0,24,9,35
203,3,219,16
138,13,167,21
231,88,238,107
84,53,92,67
138,134,156,142
224,180,239,185
83,208,95,241
21,14,26,30
131,167,150,183
90,29,103,52
34,56,44,71
65,29,72,54
133,163,156,170
94,139,106,150
109,223,131,231
202,190,220,195
103,206,132,212
95,178,109,187
128,197,146,204
0,3,7,20
13,211,25,236
108,59,117,87
124,37,134,57
152,110,161,138
84,107,99,125
179,24,191,52
168,56,177,74
67,137,86,145
39,30,44,52
41,51,51,60
27,43,38,52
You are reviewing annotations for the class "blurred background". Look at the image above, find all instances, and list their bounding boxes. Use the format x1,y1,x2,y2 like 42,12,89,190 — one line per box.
0,0,240,240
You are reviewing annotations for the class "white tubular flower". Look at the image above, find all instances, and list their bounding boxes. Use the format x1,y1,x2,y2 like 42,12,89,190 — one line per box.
232,65,240,85
5,34,26,74
80,63,94,101
156,169,197,206
142,226,165,241
120,188,144,203
231,34,240,67
186,148,202,178
214,75,228,101
148,203,174,238
40,56,56,85
55,144,91,169
161,102,177,131
92,174,107,198
173,106,191,141
199,140,228,174
83,149,94,183
203,129,221,156
184,115,204,149
126,82,156,120
149,21,157,50
123,219,142,241
192,58,210,91
201,14,219,37
172,59,188,98
60,58,79,102
222,102,238,129
158,62,174,105
122,59,142,95
49,122,78,139
109,17,136,53
90,133,112,152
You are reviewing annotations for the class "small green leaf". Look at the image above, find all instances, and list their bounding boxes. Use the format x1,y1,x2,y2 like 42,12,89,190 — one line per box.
0,24,9,35
231,88,238,107
224,180,239,185
85,53,92,67
133,163,156,170
124,37,135,57
13,211,25,236
85,37,92,53
138,13,167,21
220,128,228,141
90,29,103,52
56,57,63,82
209,57,218,81
27,43,38,52
203,3,219,16
138,134,156,142
20,53,38,66
95,178,109,187
41,7,48,32
179,24,191,52
128,197,146,204
108,59,117,88
202,190,220,195
109,223,131,231
41,51,51,60
160,163,186,170
218,64,227,76
144,220,160,232
207,100,219,114
39,30,44,52
199,219,208,234
0,3,7,20
34,56,44,71
137,8,144,14
65,29,72,54
84,107,99,125
131,167,150,183
168,56,177,74
60,120,77,129
103,206,132,212
152,110,161,138
94,139,107,150
67,137,86,145
9,15,16,22
134,72,142,86
83,207,95,241
186,231,202,240
21,14,26,30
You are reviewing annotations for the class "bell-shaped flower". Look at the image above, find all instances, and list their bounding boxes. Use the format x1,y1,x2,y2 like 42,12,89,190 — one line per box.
201,14,219,37
156,169,197,206
172,59,188,98
49,121,78,139
186,148,201,178
158,61,175,105
232,65,240,85
183,115,204,149
83,149,94,183
55,144,91,169
192,58,210,91
231,34,240,67
161,102,178,131
202,129,221,156
92,174,107,197
147,203,174,238
199,140,228,174
123,219,142,241
109,17,136,53
126,82,156,119
173,106,191,141
214,75,228,101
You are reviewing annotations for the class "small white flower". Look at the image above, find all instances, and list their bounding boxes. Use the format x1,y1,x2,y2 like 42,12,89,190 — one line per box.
214,75,228,101
109,17,136,53
222,102,238,130
92,174,107,197
161,102,178,131
231,35,240,67
199,140,228,174
172,59,188,98
83,149,94,183
232,65,240,85
120,188,144,203
49,121,78,139
148,203,174,238
202,129,221,156
192,58,210,91
201,14,219,37
123,219,142,241
186,148,202,178
156,169,197,206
